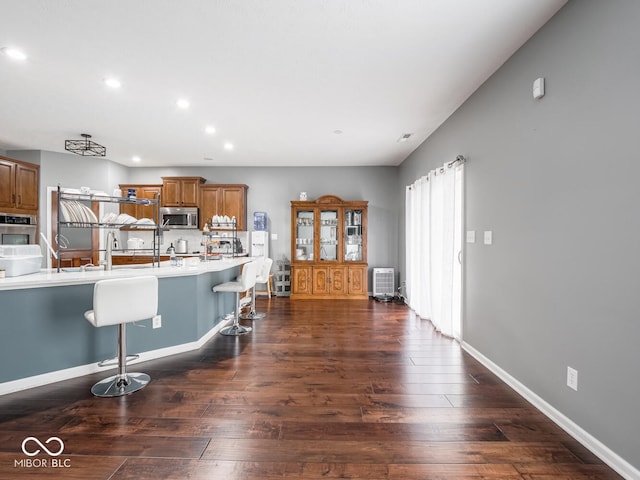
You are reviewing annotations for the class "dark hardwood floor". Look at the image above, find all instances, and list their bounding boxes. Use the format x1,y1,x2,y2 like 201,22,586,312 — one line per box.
0,298,622,479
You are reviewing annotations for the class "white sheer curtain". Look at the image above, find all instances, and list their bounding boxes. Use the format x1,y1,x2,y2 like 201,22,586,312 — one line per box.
406,161,463,339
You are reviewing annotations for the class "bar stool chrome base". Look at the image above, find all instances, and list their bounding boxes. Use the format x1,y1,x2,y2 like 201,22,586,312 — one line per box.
91,372,150,397
220,323,252,336
239,311,266,320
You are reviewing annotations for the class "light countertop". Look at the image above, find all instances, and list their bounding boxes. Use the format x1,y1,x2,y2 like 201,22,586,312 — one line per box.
0,256,253,291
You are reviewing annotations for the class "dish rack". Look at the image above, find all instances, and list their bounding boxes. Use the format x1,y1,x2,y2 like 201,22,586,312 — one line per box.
55,185,161,271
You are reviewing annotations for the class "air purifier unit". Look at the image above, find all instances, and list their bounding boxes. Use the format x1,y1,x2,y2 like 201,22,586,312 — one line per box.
372,267,394,301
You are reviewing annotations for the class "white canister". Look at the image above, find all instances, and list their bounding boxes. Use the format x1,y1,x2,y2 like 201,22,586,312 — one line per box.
127,238,144,250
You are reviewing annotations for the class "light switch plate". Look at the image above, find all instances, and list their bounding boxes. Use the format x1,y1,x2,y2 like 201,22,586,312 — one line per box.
567,366,578,391
466,231,476,243
271,233,278,240
533,77,545,99
483,231,493,245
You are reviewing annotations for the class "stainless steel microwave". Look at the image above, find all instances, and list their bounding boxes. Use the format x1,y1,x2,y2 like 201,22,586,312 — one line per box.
159,207,198,229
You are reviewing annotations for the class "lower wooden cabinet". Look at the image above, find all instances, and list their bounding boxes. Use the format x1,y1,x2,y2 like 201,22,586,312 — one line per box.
112,255,170,266
291,264,368,299
347,265,368,296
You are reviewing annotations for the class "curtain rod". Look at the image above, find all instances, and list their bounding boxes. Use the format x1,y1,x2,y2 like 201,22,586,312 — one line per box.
408,155,466,188
447,154,466,168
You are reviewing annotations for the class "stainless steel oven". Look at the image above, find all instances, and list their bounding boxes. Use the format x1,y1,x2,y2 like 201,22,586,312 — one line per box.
0,213,37,245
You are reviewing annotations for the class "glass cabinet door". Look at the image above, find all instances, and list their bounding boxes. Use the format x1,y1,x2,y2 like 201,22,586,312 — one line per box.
295,209,314,261
344,209,363,261
319,209,338,261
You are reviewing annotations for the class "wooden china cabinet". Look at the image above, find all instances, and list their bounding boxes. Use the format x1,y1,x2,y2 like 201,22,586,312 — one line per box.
290,195,368,299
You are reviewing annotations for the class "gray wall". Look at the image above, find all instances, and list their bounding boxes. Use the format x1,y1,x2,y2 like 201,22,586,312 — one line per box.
399,0,640,469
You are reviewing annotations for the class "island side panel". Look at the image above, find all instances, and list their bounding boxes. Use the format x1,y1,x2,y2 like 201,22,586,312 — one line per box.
0,267,242,384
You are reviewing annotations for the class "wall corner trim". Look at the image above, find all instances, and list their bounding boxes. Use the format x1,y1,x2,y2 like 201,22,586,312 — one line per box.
461,341,639,480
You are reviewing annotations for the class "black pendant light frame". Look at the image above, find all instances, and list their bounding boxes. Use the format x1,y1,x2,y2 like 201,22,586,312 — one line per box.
65,133,106,157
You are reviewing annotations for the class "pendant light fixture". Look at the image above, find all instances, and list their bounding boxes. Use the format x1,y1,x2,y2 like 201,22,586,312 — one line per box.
65,134,106,157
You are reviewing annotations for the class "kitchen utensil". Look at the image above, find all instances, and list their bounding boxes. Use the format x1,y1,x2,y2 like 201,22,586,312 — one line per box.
176,238,189,254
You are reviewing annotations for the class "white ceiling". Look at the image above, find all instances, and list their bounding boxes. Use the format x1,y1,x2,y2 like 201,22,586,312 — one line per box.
0,0,567,168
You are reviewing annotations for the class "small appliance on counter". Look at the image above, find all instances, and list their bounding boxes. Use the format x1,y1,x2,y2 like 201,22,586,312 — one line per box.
127,237,145,251
175,238,189,254
0,245,43,277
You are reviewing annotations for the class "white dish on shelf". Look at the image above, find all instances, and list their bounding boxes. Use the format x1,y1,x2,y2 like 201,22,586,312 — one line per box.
59,201,71,222
101,212,117,223
135,218,155,225
116,213,137,224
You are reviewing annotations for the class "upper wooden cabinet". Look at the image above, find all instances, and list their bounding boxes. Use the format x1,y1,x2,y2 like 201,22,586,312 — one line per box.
0,155,39,214
161,176,205,207
118,184,162,222
290,195,368,299
199,184,248,230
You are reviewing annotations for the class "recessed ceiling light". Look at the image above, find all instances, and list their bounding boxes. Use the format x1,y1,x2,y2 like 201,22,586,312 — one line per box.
176,98,190,109
104,77,121,89
203,157,214,161
132,155,141,163
1,47,27,61
397,133,413,143
333,129,343,135
223,142,234,151
204,125,216,135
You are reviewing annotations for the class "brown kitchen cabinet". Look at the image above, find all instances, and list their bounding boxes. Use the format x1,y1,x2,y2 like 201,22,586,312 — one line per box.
290,195,368,299
161,176,205,207
118,184,162,222
199,184,248,230
0,155,39,214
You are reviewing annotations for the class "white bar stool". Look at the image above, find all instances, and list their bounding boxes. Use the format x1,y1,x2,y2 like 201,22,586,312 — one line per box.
240,257,273,320
213,260,260,336
84,275,158,397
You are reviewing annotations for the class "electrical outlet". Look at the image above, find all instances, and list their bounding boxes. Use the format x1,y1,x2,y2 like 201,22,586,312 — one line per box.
152,315,162,329
567,366,578,391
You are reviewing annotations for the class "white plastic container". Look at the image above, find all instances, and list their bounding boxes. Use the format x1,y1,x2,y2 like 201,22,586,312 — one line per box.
0,245,43,277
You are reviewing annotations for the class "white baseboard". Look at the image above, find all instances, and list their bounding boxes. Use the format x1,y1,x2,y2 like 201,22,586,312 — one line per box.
0,319,230,396
461,341,639,480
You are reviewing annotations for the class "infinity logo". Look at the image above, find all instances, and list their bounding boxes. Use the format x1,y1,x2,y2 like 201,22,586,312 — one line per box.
21,437,65,457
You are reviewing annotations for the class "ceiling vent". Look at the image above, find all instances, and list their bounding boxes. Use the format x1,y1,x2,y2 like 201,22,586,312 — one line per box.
397,133,412,143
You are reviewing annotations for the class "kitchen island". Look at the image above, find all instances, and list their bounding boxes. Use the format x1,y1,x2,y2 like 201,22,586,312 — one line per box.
0,257,253,394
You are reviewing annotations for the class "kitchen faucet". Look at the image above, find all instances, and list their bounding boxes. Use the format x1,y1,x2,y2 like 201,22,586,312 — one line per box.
105,230,115,271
